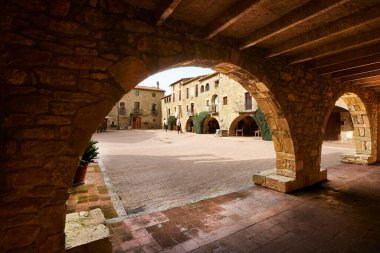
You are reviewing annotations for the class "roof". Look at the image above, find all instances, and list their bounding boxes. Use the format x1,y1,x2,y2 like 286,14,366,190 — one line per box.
168,78,192,87
161,94,171,99
134,85,165,92
124,0,380,92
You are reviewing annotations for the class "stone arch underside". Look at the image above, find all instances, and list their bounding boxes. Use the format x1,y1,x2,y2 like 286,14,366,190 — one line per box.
229,115,259,136
339,93,373,164
185,118,193,132
202,116,220,134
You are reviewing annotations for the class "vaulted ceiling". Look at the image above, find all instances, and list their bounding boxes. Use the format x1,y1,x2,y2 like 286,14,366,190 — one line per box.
125,0,380,91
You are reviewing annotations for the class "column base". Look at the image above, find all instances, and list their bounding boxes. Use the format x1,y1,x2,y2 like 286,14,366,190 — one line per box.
340,154,370,165
253,169,327,193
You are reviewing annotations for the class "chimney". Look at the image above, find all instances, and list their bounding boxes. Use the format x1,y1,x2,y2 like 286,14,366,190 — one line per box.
156,81,159,89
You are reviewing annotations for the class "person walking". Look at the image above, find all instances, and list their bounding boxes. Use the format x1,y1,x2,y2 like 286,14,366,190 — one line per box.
163,118,168,132
176,118,182,134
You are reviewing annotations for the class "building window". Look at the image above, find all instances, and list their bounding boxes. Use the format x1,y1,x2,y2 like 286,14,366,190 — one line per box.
195,85,198,97
168,108,170,115
151,103,157,115
200,85,204,93
205,83,210,91
206,100,209,106
134,102,140,113
186,88,189,99
119,102,125,107
134,90,140,96
223,96,227,105
245,92,252,110
179,90,181,101
215,80,219,87
152,92,156,97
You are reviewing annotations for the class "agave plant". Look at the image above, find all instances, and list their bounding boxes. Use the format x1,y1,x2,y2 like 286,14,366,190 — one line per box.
80,140,99,165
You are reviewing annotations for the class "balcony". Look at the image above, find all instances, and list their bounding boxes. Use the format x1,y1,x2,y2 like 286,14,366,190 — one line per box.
133,108,141,114
187,110,195,116
234,104,257,114
151,110,158,116
208,105,219,115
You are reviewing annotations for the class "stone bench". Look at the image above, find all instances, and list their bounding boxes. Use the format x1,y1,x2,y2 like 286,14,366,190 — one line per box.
65,208,112,253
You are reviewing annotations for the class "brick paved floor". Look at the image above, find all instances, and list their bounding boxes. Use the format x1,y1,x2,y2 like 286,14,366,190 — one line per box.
108,163,380,253
93,130,354,215
66,163,118,219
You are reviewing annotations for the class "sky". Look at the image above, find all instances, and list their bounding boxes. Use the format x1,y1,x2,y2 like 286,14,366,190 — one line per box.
138,67,215,95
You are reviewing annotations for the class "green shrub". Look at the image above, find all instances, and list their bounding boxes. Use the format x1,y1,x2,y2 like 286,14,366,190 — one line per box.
167,116,176,130
192,111,210,134
80,140,99,165
252,108,272,141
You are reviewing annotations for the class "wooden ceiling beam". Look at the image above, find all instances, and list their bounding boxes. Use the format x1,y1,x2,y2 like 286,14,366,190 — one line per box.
206,0,260,39
267,5,380,58
331,63,380,79
350,76,380,86
357,82,380,88
317,54,380,75
156,0,183,26
341,71,380,82
239,0,350,50
307,44,380,70
290,28,380,64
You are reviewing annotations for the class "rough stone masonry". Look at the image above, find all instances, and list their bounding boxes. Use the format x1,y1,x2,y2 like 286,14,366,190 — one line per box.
1,0,379,252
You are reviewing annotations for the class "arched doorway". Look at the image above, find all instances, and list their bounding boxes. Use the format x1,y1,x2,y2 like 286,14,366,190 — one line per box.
185,118,194,132
229,116,259,136
203,117,220,134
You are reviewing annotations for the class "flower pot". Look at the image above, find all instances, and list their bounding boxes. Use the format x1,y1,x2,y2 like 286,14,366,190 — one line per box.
72,164,88,186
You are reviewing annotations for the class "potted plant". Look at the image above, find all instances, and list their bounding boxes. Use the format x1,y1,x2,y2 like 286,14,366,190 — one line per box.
72,140,99,186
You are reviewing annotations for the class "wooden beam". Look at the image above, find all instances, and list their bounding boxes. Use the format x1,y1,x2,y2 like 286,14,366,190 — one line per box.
239,0,350,50
317,54,380,75
331,63,380,79
156,0,183,26
267,5,380,57
307,44,380,69
350,76,380,86
206,0,260,39
341,71,380,82
357,82,380,88
290,28,380,64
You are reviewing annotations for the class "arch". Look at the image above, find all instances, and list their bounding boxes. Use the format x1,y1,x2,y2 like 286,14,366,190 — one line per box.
185,118,194,132
205,83,210,91
200,85,205,93
203,117,220,134
229,115,259,136
323,92,373,164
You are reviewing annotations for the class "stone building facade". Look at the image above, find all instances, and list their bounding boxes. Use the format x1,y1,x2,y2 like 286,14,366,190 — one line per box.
107,85,164,129
162,73,259,136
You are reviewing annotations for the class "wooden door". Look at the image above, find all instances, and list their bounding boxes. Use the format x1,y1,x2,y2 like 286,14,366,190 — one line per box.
133,117,141,129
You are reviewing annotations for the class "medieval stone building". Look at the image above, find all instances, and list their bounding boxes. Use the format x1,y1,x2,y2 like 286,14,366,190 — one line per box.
107,85,164,129
162,73,260,136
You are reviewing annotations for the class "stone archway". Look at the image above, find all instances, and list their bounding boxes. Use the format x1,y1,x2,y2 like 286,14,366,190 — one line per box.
324,93,373,164
1,2,338,251
185,118,194,132
229,115,259,136
203,117,220,134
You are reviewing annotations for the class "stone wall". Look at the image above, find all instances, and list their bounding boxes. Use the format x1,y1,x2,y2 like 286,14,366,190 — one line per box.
1,0,379,251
